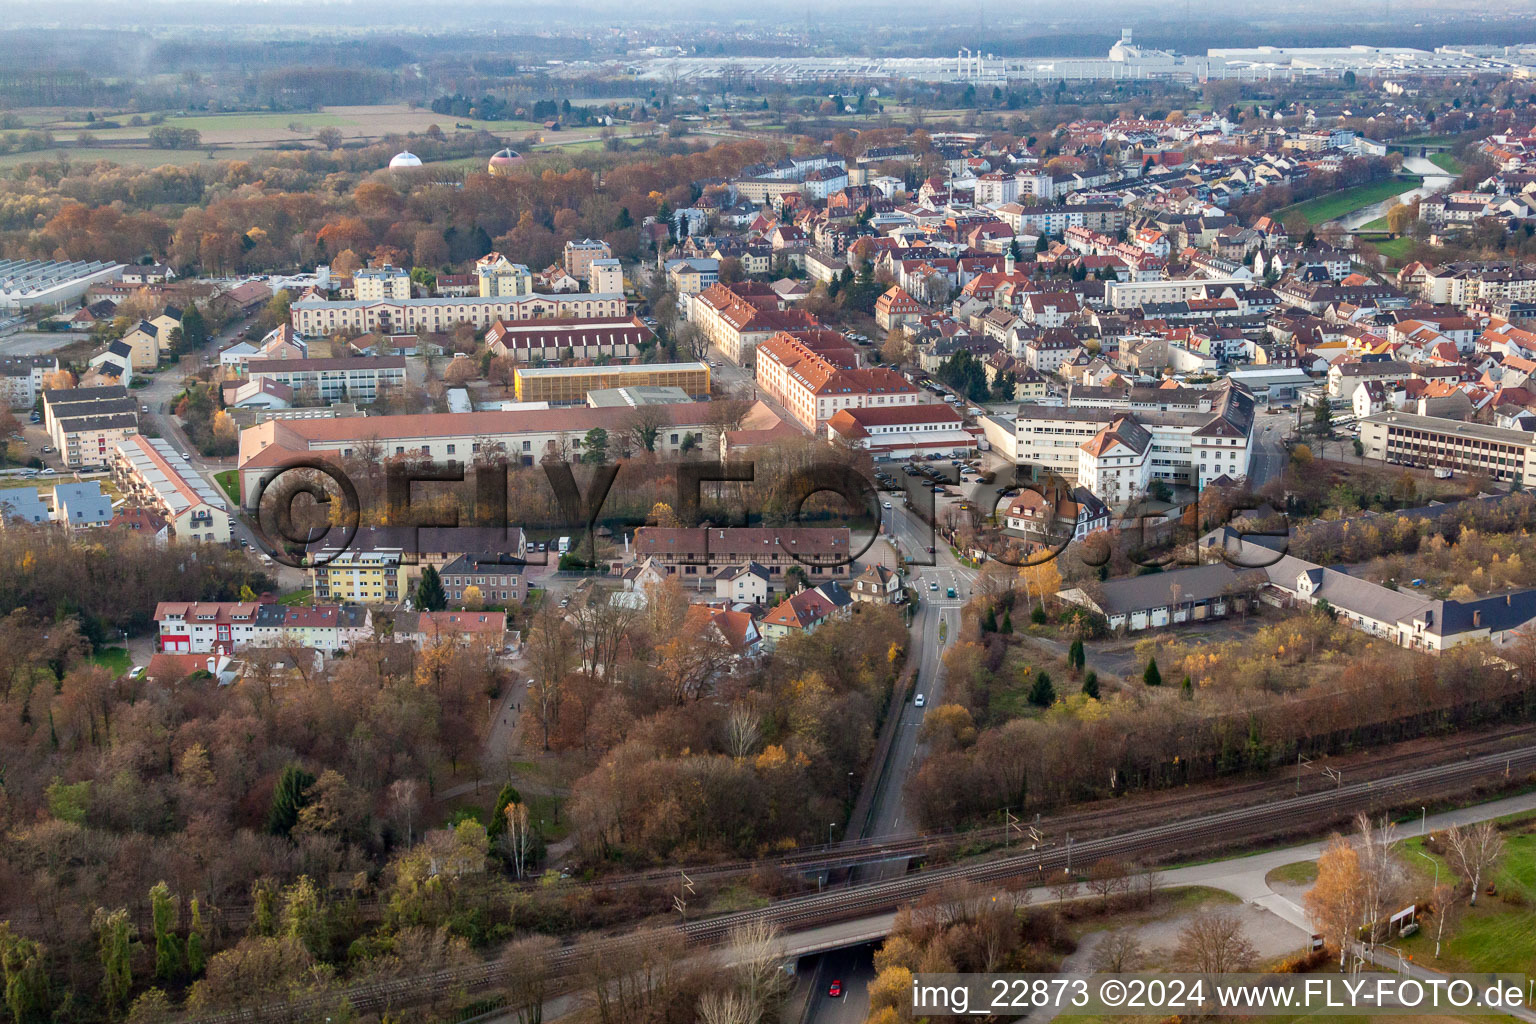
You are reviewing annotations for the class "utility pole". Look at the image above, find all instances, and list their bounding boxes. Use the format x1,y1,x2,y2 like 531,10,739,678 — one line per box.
673,870,693,921
1297,752,1312,794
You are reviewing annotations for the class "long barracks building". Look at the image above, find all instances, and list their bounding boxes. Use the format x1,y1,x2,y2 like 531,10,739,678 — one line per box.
290,293,625,335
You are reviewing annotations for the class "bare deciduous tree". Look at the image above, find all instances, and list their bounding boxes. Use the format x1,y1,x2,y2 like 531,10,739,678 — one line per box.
1169,910,1258,973
1445,821,1504,907
696,989,754,1024
387,778,423,846
1086,858,1130,909
724,703,762,760
1090,929,1146,972
501,934,557,1024
726,918,788,1021
504,801,534,880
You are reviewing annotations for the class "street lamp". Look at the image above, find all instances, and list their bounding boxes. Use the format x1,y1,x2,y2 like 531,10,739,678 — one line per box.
1414,848,1439,889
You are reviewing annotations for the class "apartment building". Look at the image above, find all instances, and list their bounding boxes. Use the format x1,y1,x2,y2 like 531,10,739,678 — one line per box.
109,435,232,543
688,281,817,365
588,258,624,295
631,527,854,586
308,525,529,604
1106,277,1249,309
246,356,407,403
1359,410,1536,487
353,265,413,301
42,385,139,468
755,332,918,432
564,238,613,279
0,355,57,409
155,600,371,655
665,258,720,296
440,554,527,606
1013,380,1255,504
512,361,710,405
289,293,625,335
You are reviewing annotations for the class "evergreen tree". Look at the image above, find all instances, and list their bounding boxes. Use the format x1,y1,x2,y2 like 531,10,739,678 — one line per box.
1068,638,1085,671
1081,670,1100,699
266,763,315,837
416,565,447,611
1001,609,1012,633
1181,675,1194,700
1143,656,1163,687
982,606,997,633
1031,603,1047,625
179,304,208,349
149,882,181,982
487,783,523,839
1028,670,1056,707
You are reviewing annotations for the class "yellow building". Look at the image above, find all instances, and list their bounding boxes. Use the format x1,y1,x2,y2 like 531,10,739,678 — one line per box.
513,361,710,406
312,549,404,604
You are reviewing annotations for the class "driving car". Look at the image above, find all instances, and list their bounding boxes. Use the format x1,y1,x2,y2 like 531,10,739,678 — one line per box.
828,980,843,998
914,694,925,707
882,501,891,509
929,581,938,591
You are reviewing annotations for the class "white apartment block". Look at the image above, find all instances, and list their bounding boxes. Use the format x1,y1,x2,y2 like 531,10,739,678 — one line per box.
353,266,412,301
1013,381,1255,507
289,293,625,335
587,258,624,295
1106,277,1249,309
110,435,233,544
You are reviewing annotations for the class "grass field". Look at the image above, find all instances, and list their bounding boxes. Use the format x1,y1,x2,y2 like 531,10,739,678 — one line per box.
90,647,133,675
215,469,240,506
1265,861,1319,887
1368,235,1417,263
1397,823,1536,973
1430,152,1464,175
1283,176,1423,227
0,146,271,169
1397,134,1462,147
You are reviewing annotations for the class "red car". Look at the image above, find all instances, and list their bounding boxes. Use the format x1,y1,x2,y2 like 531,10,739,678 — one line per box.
828,979,843,998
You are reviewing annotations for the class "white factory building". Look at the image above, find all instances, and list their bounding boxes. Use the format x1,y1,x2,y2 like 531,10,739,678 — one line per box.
0,259,124,313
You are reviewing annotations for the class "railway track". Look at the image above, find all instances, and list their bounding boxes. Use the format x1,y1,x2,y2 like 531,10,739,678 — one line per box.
133,723,1536,937
181,740,1536,1024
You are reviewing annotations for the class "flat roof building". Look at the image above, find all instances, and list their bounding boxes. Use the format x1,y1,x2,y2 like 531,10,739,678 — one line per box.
1359,410,1536,488
512,361,710,405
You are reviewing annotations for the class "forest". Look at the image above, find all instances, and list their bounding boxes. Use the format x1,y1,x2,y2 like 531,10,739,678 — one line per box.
0,505,909,1023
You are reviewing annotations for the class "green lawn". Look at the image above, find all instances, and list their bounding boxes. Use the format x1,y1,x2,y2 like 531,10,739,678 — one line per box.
1283,176,1424,227
1265,860,1319,887
1397,822,1536,974
215,469,240,506
278,589,314,606
90,647,132,675
1430,152,1464,175
1369,235,1417,263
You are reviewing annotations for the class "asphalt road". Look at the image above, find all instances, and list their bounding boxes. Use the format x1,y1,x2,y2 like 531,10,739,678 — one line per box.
800,945,875,1024
1248,404,1295,490
857,497,978,850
